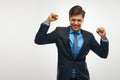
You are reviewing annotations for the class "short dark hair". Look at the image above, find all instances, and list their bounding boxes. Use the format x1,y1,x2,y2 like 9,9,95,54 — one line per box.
69,5,85,18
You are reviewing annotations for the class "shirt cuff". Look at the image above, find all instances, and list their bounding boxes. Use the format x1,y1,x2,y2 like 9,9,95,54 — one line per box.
42,21,50,26
101,38,108,42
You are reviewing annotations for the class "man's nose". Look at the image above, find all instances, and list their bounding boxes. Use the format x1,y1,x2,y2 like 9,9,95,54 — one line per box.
74,21,78,25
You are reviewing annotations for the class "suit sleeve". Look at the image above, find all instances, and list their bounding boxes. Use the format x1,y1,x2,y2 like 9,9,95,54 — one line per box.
34,23,57,44
90,34,109,58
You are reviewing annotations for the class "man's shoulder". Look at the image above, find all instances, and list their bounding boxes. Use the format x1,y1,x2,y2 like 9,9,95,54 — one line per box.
54,26,70,36
55,26,69,31
56,26,69,29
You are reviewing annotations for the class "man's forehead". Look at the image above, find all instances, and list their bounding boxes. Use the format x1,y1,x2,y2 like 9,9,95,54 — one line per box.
70,14,83,18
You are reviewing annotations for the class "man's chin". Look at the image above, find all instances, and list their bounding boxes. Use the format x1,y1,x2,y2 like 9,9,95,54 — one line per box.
71,26,80,32
73,29,80,32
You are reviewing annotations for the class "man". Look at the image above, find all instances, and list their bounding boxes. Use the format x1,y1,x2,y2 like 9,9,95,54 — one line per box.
34,5,109,80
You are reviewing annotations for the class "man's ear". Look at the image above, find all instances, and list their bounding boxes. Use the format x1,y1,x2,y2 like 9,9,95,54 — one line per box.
82,18,84,22
69,17,71,22
69,16,70,20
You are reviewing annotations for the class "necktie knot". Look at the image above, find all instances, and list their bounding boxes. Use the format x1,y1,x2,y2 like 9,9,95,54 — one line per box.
73,31,78,35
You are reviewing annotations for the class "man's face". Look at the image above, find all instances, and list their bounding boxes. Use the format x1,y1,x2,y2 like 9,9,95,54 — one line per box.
69,14,84,32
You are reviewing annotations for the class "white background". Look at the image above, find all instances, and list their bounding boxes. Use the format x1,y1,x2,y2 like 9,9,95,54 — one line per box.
0,0,120,80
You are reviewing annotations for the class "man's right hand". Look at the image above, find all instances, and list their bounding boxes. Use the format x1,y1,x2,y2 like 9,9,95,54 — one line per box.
46,13,58,24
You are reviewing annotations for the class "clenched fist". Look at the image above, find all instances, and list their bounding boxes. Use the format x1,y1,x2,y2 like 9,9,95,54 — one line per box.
96,27,106,39
46,13,58,24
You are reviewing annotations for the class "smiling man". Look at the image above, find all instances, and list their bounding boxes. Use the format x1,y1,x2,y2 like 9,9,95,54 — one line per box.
34,5,109,80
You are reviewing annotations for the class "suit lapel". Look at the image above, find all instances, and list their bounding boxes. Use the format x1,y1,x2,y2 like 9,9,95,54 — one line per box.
76,30,89,58
63,27,73,59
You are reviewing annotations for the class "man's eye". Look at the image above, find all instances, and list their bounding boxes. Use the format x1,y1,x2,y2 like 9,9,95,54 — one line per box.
72,19,75,21
78,19,81,22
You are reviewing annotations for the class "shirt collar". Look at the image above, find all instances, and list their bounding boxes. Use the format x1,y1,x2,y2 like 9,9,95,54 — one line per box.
70,27,82,35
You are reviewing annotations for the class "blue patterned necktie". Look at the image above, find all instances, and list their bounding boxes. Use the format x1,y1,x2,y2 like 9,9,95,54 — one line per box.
73,32,78,59
72,32,78,75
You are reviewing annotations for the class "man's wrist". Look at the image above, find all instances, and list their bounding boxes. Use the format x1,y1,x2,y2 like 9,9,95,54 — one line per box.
101,35,106,39
101,37,108,42
45,19,51,24
42,21,50,26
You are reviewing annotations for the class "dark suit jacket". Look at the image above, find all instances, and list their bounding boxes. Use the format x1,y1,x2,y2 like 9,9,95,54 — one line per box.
34,23,109,80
